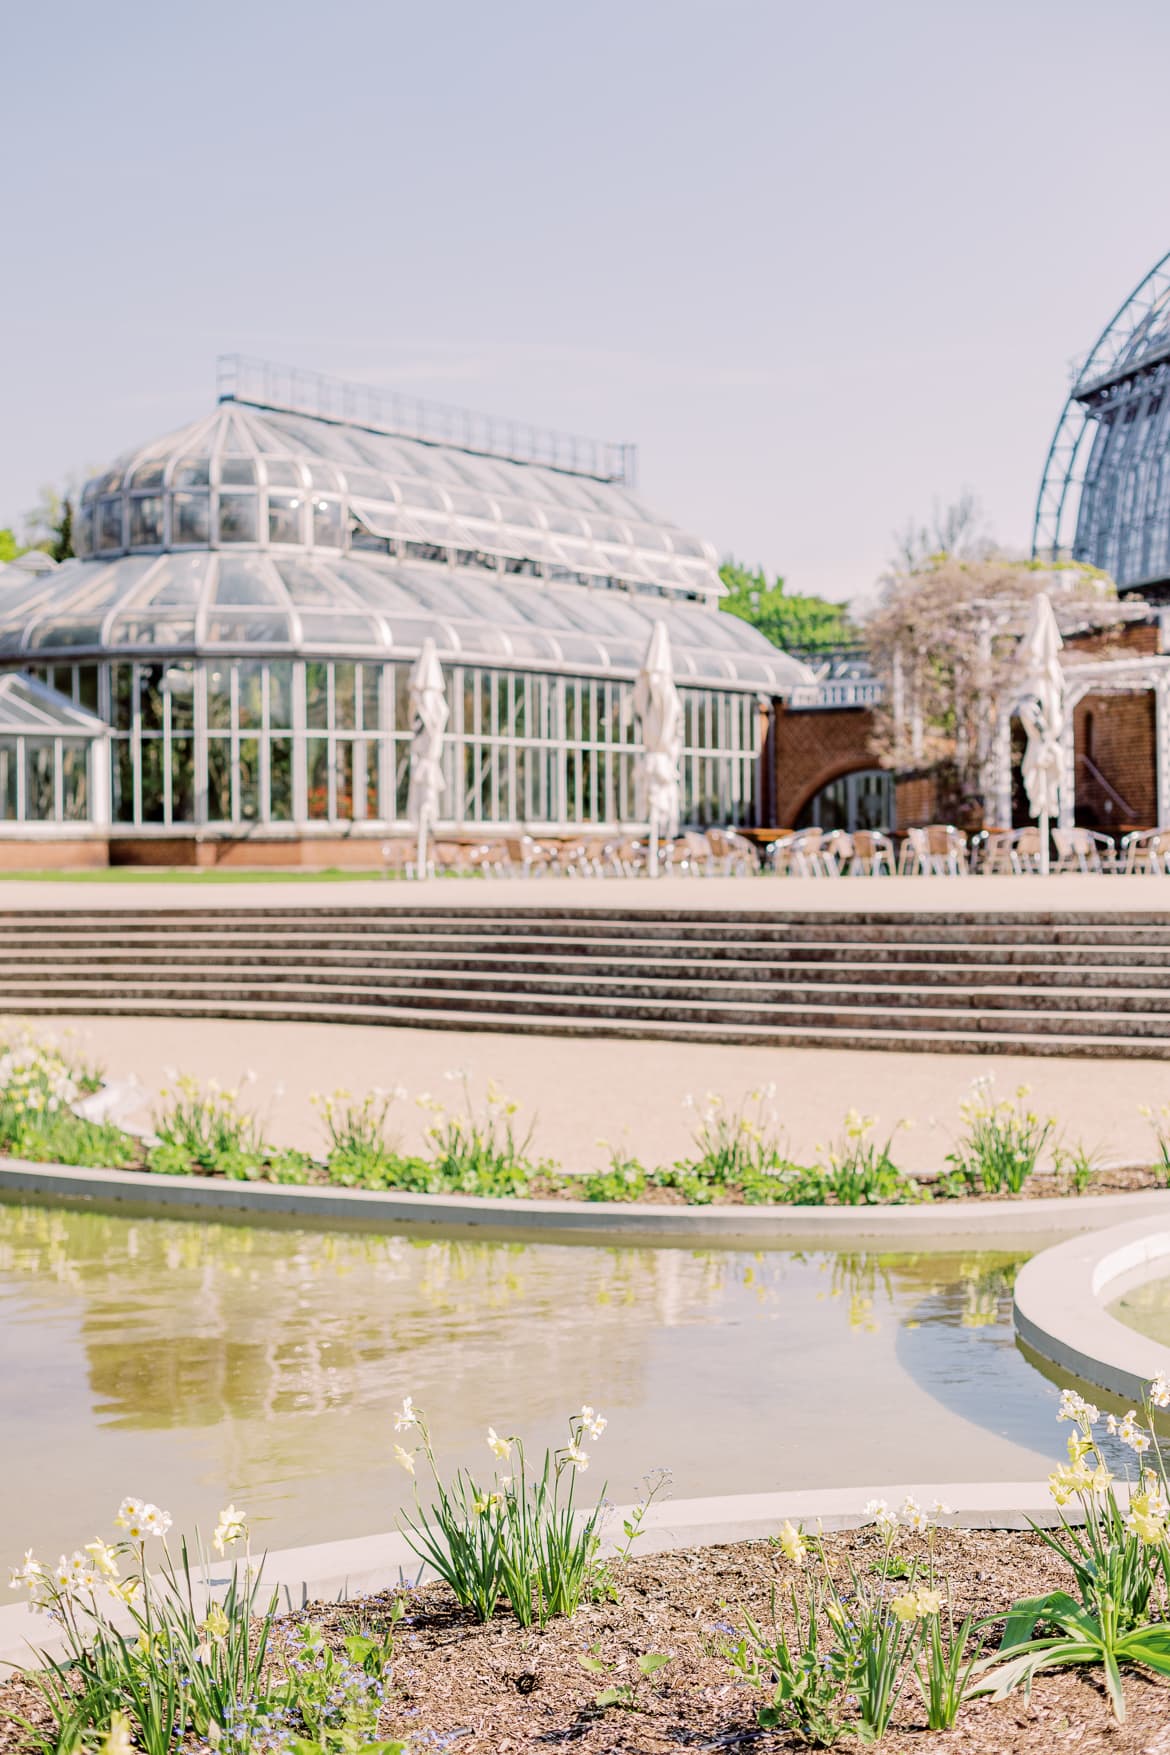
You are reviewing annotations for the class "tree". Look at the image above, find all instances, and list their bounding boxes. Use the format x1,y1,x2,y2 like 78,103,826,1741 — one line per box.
719,561,855,654
22,486,74,561
0,529,23,564
864,550,1124,808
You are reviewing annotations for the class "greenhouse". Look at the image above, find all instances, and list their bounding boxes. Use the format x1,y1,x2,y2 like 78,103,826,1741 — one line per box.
0,358,809,859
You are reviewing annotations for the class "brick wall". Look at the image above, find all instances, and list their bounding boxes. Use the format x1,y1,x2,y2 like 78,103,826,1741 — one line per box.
1072,690,1157,830
772,705,878,828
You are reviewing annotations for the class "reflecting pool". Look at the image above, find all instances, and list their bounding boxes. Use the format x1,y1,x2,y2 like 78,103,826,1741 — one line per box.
1109,1275,1170,1347
0,1199,1067,1560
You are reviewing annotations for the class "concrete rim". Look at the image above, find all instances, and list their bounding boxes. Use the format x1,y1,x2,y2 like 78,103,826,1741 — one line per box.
0,1479,1100,1673
1014,1213,1170,1400
4,1158,1170,1249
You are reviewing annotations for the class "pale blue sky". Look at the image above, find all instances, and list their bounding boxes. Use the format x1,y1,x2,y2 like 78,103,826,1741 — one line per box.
2,0,1168,602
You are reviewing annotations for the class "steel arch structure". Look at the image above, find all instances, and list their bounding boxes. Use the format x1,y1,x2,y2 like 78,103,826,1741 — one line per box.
1033,248,1170,573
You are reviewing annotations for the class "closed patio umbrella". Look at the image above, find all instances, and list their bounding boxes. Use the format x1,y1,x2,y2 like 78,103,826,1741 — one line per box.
407,638,447,877
1015,593,1064,877
634,620,683,878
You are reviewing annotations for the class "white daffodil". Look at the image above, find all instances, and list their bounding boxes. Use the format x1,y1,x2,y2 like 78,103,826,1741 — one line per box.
393,1444,416,1476
1149,1373,1170,1410
1119,1410,1152,1454
580,1405,607,1440
394,1396,419,1432
213,1504,247,1556
564,1444,590,1471
486,1427,512,1461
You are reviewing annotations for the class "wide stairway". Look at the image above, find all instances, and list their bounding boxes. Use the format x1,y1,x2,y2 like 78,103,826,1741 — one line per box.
1,905,1170,1054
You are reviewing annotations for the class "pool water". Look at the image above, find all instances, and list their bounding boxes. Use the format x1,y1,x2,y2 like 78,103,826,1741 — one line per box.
1109,1274,1170,1347
0,1199,1067,1562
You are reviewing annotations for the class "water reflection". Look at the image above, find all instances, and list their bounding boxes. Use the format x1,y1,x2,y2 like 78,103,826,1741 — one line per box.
0,1201,1054,1559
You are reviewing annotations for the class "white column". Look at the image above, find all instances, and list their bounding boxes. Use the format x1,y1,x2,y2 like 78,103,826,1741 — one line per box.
1157,677,1170,826
1058,696,1078,830
991,710,1012,828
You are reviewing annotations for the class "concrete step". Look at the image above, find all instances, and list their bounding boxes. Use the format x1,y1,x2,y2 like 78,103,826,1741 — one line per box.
5,948,1170,989
6,961,1170,1010
2,974,1170,1038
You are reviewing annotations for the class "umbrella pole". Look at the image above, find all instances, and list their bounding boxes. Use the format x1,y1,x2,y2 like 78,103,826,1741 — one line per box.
1039,812,1049,877
417,811,428,881
648,809,658,879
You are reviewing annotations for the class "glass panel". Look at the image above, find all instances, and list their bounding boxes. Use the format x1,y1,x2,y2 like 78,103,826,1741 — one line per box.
165,662,196,731
24,741,54,820
98,499,124,551
140,737,165,823
113,742,134,823
312,498,342,547
137,662,165,734
333,663,356,731
237,661,263,729
307,737,329,819
50,665,74,700
220,457,256,487
204,614,293,643
130,461,166,490
263,459,303,488
268,493,303,545
268,662,293,729
207,738,231,821
129,496,163,547
173,493,210,544
217,494,258,543
334,741,354,818
239,738,260,821
361,664,380,732
207,665,233,730
306,661,329,729
214,557,281,605
173,457,210,489
77,666,99,713
170,737,195,822
0,742,18,819
111,665,133,731
269,736,293,820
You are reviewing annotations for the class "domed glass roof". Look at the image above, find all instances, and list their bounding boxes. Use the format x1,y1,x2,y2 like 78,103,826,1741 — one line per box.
3,361,810,692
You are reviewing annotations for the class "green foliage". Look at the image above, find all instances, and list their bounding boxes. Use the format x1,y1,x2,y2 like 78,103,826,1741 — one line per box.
718,561,854,654
147,1073,269,1178
15,1505,282,1753
276,1620,397,1751
724,1587,852,1747
396,1403,606,1629
312,1086,405,1184
942,1078,1054,1195
577,1149,650,1202
417,1071,544,1196
917,1605,979,1731
0,528,23,563
577,1647,673,1710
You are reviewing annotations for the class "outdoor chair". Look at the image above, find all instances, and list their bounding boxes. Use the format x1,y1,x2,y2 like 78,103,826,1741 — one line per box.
1120,828,1170,874
775,828,830,876
898,825,967,875
467,839,511,876
1052,826,1116,874
820,831,853,876
847,829,895,875
705,827,760,875
504,834,561,877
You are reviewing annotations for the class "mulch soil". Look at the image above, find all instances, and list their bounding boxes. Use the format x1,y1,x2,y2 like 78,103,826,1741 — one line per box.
5,1528,1170,1753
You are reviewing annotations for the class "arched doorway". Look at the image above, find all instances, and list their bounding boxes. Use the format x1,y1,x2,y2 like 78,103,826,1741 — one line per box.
796,767,895,832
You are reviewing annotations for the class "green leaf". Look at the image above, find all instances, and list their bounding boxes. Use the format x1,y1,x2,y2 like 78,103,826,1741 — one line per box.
577,1655,607,1674
636,1653,672,1675
594,1685,626,1708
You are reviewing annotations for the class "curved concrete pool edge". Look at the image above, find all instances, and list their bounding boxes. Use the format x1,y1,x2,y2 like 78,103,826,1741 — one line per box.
1014,1213,1170,1400
0,1480,1103,1673
4,1159,1170,1248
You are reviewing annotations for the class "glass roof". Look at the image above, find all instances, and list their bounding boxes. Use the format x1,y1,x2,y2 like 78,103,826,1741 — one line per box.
0,553,812,692
0,671,107,736
76,399,723,598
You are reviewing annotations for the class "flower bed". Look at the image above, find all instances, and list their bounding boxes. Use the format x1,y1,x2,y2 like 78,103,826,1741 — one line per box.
6,1387,1170,1754
0,1029,1167,1209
